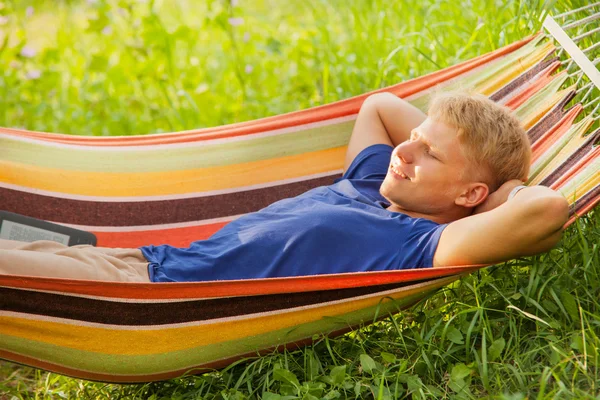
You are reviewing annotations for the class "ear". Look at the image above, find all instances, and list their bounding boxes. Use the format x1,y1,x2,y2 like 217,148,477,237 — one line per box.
454,182,489,208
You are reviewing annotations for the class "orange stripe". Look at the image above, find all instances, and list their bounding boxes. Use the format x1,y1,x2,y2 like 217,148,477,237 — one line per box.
0,266,482,300
0,36,535,146
505,62,562,109
93,221,229,248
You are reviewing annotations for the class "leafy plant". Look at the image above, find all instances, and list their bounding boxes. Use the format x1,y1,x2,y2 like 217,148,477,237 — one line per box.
1,0,598,398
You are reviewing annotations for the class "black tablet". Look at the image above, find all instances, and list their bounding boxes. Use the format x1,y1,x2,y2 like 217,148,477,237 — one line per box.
0,211,97,246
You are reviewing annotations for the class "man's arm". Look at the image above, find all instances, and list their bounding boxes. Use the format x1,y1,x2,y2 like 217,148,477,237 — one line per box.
344,93,427,172
433,184,569,267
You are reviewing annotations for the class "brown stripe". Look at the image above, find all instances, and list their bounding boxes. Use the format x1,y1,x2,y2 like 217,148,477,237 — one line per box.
0,278,434,326
527,91,577,144
570,184,600,217
490,57,557,102
0,174,340,226
539,128,600,187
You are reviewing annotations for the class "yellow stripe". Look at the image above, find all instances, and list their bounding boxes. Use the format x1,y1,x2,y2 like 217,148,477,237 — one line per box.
561,173,600,205
0,147,346,196
477,42,555,96
0,279,451,355
521,91,566,130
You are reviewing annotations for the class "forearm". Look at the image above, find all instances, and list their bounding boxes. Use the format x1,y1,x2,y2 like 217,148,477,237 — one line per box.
370,92,427,146
506,186,569,246
434,185,569,267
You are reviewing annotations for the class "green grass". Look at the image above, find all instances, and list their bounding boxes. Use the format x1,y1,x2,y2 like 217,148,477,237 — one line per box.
1,0,599,398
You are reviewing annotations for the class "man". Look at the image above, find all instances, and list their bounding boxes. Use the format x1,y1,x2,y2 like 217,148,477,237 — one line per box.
0,92,569,282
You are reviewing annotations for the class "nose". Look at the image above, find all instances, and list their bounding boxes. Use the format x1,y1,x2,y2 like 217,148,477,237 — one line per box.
395,141,415,164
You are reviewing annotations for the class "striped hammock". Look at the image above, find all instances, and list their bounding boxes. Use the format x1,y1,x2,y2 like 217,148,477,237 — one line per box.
0,34,599,383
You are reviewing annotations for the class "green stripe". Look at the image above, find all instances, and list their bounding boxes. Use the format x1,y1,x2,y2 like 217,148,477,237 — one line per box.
558,159,599,202
0,283,451,376
471,37,546,91
515,73,568,121
409,38,543,111
1,120,354,173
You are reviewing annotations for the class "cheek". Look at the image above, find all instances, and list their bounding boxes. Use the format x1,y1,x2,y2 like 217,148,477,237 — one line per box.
415,161,446,181
418,163,460,190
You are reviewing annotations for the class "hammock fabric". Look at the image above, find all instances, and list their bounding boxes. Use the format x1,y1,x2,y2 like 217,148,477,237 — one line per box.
1,34,599,383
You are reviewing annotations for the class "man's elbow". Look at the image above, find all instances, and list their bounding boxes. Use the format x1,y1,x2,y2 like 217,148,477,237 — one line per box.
519,195,568,256
532,194,569,237
361,92,396,113
545,195,569,231
364,92,396,103
528,228,563,256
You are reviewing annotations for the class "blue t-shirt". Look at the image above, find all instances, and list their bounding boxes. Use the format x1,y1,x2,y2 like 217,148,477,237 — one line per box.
141,144,447,282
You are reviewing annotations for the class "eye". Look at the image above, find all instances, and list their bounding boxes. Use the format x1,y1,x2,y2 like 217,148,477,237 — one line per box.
426,148,438,160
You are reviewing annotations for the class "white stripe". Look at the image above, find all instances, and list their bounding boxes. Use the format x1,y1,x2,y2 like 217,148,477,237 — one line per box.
543,16,600,91
0,115,357,151
0,170,343,202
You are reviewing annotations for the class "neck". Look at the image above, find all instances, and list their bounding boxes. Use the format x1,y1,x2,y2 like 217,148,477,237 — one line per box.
386,203,471,224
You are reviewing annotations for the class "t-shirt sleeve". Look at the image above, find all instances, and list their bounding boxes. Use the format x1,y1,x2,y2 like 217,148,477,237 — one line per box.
402,220,448,269
336,144,393,181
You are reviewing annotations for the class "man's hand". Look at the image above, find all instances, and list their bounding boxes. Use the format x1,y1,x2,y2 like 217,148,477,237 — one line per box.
473,179,524,214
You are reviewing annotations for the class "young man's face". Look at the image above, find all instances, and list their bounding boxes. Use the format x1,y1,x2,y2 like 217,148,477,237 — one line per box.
380,118,480,215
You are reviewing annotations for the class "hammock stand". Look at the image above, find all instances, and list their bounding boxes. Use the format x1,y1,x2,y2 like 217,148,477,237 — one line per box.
0,12,599,383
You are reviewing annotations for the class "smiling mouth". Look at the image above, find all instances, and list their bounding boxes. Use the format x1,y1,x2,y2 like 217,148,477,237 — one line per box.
390,155,410,180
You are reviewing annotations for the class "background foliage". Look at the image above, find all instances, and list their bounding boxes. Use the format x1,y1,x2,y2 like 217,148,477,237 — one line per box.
1,0,599,398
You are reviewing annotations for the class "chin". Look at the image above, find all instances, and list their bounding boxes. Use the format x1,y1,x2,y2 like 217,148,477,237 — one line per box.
380,191,408,210
380,176,400,196
379,184,394,203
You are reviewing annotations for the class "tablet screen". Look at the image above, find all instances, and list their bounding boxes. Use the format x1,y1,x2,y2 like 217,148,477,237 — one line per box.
0,220,71,245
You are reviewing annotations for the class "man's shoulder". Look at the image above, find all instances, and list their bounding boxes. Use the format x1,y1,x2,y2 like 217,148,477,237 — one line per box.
339,144,393,182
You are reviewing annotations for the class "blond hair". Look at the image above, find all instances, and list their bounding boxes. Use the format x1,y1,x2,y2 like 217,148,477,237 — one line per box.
428,92,531,191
